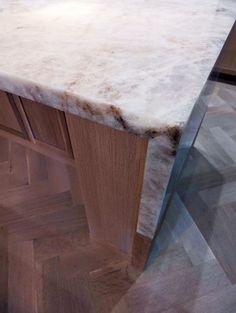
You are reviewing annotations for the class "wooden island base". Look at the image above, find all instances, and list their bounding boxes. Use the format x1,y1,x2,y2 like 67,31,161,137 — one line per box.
0,90,150,265
66,113,148,254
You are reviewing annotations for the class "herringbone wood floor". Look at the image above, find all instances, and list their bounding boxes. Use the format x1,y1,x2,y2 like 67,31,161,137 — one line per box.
0,137,139,313
1,81,236,313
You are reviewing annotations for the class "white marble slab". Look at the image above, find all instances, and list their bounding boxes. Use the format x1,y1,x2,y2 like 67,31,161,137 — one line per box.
0,0,235,239
138,135,176,238
0,0,235,137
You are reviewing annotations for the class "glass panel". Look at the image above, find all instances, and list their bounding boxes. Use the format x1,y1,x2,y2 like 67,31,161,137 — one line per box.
146,22,236,312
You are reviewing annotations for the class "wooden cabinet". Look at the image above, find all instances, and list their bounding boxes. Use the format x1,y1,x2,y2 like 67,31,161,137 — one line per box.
0,88,149,264
0,91,74,163
0,91,28,138
20,97,73,156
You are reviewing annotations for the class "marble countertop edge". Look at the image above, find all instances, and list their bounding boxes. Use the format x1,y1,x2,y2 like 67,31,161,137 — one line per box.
0,71,184,141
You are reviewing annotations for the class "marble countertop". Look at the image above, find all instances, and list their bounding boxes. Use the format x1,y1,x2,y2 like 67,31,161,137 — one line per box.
0,0,235,137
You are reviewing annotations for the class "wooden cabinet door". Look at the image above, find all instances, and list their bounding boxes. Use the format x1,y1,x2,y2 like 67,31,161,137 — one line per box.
20,97,73,156
0,91,28,138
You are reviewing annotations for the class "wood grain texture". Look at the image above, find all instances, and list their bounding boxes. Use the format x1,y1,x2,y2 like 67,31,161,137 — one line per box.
0,227,8,313
46,158,71,194
12,95,36,142
40,257,61,313
89,262,138,313
0,91,27,138
132,233,152,270
0,91,75,165
8,241,37,313
0,134,137,313
66,113,148,254
67,165,84,206
0,128,75,166
0,137,9,163
26,149,48,184
21,97,73,155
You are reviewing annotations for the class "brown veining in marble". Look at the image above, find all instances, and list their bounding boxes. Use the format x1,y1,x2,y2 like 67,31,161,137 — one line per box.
108,105,129,130
0,0,235,140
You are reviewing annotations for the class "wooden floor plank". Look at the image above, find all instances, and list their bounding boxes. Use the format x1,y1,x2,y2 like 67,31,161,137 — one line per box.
8,241,37,313
0,227,8,313
59,241,129,278
0,180,53,207
41,257,96,313
89,262,139,313
0,191,73,226
0,77,236,312
34,228,89,262
7,205,87,243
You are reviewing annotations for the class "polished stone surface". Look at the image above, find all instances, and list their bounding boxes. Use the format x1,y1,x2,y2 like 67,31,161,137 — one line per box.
138,135,176,238
0,0,235,137
0,0,235,239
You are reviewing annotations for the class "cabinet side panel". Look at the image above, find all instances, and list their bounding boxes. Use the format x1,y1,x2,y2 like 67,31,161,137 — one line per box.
66,113,148,254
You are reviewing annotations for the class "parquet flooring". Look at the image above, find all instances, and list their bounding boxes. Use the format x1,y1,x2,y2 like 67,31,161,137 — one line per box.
0,137,136,313
1,81,236,312
1,79,236,313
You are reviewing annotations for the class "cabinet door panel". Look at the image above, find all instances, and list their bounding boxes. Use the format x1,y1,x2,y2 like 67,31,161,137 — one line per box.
0,91,27,138
21,97,72,155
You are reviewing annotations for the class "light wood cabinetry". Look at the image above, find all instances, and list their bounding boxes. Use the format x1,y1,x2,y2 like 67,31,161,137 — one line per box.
0,93,74,164
0,89,148,260
0,91,28,138
20,97,73,156
66,113,148,254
